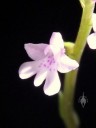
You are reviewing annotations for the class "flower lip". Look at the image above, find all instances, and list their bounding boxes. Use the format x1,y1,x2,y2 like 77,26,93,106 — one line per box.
38,55,57,72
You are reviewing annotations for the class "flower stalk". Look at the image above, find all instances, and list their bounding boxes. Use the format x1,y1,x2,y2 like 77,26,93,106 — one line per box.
59,0,95,128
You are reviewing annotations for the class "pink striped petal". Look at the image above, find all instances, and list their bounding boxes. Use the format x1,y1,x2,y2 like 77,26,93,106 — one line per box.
24,43,48,60
43,71,61,96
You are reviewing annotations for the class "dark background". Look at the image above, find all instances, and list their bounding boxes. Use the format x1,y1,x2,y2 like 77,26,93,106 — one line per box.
1,0,96,128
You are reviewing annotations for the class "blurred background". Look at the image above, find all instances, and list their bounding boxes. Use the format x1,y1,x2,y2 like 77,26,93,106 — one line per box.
1,0,96,128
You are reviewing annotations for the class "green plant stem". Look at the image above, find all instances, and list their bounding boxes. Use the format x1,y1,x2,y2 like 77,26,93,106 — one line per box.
59,0,95,128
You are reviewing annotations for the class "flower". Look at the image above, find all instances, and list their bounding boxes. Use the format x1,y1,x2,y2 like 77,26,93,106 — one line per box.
87,13,96,49
19,32,79,96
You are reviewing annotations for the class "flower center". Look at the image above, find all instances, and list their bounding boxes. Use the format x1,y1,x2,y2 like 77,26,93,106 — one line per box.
39,55,57,71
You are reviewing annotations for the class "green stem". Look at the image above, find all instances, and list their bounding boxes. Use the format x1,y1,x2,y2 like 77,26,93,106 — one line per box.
59,70,79,128
74,0,95,62
59,0,95,128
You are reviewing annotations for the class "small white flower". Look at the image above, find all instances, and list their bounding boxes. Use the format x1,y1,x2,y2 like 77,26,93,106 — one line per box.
87,13,96,49
19,32,79,96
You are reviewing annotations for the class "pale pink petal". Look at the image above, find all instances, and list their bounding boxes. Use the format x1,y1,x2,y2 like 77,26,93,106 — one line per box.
19,61,40,79
34,70,48,87
49,32,64,48
92,13,96,32
43,71,61,96
44,45,52,55
24,43,48,60
87,33,96,49
44,45,61,56
58,55,79,73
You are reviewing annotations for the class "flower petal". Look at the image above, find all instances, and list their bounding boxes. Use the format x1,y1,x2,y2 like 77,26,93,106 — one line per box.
58,55,79,73
92,13,96,32
49,32,64,48
24,43,48,60
34,70,48,87
19,61,40,79
43,71,61,96
44,45,61,56
87,33,96,49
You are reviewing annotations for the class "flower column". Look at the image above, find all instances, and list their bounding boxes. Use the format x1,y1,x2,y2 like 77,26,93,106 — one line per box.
59,0,95,128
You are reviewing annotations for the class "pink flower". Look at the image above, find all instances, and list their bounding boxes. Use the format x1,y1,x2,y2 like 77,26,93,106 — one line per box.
19,32,79,96
87,13,96,49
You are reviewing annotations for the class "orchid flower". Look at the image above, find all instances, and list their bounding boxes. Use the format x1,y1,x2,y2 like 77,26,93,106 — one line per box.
87,13,96,49
19,32,79,96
